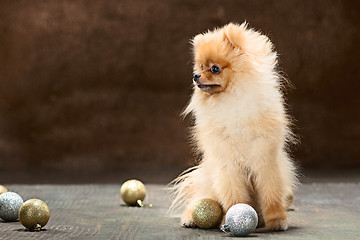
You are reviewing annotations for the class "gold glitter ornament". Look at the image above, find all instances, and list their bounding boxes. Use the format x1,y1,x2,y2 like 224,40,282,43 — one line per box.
192,198,222,228
0,185,7,195
19,199,50,231
120,179,146,206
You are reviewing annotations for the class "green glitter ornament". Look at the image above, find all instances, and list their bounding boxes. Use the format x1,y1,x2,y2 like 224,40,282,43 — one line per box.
192,198,222,228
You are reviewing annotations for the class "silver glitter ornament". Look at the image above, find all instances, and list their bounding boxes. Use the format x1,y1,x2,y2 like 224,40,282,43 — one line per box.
221,203,258,236
0,192,24,222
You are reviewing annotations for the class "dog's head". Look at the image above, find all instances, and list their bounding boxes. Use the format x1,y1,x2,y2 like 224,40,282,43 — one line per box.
191,22,275,95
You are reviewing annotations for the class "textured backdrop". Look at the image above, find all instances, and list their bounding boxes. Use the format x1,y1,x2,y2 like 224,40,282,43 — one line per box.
0,0,359,182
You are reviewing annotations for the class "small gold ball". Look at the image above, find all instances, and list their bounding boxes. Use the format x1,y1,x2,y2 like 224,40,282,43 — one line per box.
19,199,50,231
192,198,222,229
120,179,146,206
0,185,8,195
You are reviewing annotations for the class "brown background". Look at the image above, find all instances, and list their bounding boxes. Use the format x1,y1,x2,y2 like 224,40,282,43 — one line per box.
0,0,359,183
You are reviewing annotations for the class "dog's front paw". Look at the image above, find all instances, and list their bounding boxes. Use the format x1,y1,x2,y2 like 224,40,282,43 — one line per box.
181,209,196,228
264,204,288,231
266,217,288,231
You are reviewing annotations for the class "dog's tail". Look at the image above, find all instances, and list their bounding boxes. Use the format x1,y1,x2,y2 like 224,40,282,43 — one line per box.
167,165,199,213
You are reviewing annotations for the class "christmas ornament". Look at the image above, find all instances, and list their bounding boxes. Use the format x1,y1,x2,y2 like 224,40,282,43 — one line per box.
0,185,8,195
120,179,146,206
19,199,50,231
221,203,258,236
0,192,24,221
192,198,222,228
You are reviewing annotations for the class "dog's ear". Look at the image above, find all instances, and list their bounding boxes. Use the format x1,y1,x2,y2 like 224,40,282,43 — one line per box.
223,22,246,51
223,22,273,56
191,34,205,53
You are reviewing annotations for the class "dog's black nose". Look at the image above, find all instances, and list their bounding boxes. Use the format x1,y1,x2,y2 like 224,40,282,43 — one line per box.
193,74,201,82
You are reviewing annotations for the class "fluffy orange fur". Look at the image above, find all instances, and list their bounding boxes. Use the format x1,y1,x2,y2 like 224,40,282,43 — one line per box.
169,22,298,231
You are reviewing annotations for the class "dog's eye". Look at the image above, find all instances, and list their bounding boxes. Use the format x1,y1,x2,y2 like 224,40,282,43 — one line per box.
201,65,204,70
210,65,221,74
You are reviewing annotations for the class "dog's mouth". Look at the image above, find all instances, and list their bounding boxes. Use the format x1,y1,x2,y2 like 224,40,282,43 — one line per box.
197,83,221,89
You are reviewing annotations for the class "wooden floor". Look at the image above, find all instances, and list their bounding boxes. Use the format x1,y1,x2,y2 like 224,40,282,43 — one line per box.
0,182,359,239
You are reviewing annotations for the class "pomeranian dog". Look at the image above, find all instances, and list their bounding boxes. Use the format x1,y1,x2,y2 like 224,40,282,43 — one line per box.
170,22,298,231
